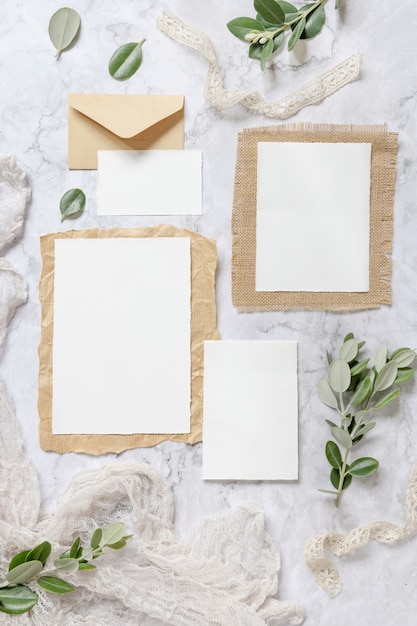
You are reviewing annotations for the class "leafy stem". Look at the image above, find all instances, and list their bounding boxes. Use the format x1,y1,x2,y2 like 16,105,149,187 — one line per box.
317,333,416,507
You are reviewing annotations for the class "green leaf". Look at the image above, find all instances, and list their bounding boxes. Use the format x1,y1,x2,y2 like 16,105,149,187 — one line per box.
347,457,379,477
103,522,125,546
339,338,358,363
357,340,366,350
374,343,388,373
90,528,103,550
6,561,43,585
106,540,127,550
78,562,96,571
260,37,274,70
26,542,51,567
108,40,145,81
373,360,398,393
372,388,400,409
227,17,265,42
325,440,342,469
48,8,81,59
8,551,30,572
350,358,370,377
38,576,75,595
53,558,79,573
288,16,306,51
395,367,415,385
272,31,285,52
354,421,376,439
69,537,81,559
317,378,338,409
353,410,372,427
328,358,351,393
350,376,372,406
343,332,354,342
254,0,285,24
300,3,326,39
330,467,352,490
60,188,86,221
391,348,416,368
277,1,298,15
0,586,38,615
325,419,338,428
331,426,352,449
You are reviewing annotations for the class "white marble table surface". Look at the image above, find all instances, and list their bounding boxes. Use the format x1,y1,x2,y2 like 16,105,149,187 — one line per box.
2,0,417,624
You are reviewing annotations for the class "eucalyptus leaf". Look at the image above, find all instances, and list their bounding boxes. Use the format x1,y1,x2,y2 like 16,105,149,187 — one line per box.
260,37,274,70
350,358,370,377
317,378,339,409
37,576,75,595
108,40,145,81
373,360,398,393
26,542,51,567
6,561,43,585
249,42,262,59
339,338,358,363
343,332,354,342
354,421,376,438
328,358,351,393
227,17,265,42
103,522,125,546
350,376,372,406
325,440,342,469
372,388,400,409
395,367,415,385
354,410,372,426
78,562,97,571
48,7,81,59
0,586,38,615
106,539,127,550
272,31,285,52
69,537,81,559
391,348,416,368
374,343,388,373
254,0,285,24
347,457,379,477
331,426,352,449
325,418,338,428
90,528,103,550
277,1,298,15
330,467,352,490
60,188,86,221
300,3,326,39
8,551,30,572
53,558,79,573
288,16,306,51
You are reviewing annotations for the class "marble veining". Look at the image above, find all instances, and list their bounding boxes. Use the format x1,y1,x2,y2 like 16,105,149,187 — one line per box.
1,0,417,624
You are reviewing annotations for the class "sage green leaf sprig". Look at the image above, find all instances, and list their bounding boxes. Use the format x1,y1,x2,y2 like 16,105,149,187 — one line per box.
109,40,145,80
227,0,337,71
317,333,416,507
0,523,132,616
48,8,81,59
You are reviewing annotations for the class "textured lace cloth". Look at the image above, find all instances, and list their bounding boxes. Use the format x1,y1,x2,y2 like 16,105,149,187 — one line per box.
0,157,304,625
157,10,361,119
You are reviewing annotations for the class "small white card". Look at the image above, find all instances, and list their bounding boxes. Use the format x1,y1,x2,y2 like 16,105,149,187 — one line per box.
256,142,372,292
97,150,202,215
52,237,191,434
203,340,298,481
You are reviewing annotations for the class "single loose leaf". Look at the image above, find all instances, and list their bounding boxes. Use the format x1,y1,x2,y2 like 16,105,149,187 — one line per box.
347,457,379,477
301,3,326,39
317,378,339,409
38,576,75,595
328,358,351,393
331,426,352,449
325,440,342,469
0,586,38,615
227,17,265,42
60,188,86,221
103,522,125,546
254,0,285,24
48,8,81,59
6,561,43,585
108,40,145,81
373,360,398,393
288,16,306,51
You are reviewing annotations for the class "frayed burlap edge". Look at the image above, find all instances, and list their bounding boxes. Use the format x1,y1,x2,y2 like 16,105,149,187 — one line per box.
232,123,398,312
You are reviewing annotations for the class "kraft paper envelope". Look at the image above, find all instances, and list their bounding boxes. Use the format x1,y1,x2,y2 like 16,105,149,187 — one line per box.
68,94,184,169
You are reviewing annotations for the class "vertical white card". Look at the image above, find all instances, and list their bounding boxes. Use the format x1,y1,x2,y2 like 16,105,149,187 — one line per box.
52,237,191,434
203,340,298,480
97,150,202,215
256,142,372,292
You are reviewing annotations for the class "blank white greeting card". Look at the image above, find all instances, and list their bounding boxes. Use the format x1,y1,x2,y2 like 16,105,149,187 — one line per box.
52,237,191,434
97,150,202,215
203,340,298,480
256,142,372,292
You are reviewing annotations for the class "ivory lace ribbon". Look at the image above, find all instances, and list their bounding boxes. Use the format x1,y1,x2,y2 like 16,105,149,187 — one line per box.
157,10,361,119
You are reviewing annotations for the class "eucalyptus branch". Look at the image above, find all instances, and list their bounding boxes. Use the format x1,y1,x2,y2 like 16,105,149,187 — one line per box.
0,523,132,615
317,333,416,507
227,0,339,71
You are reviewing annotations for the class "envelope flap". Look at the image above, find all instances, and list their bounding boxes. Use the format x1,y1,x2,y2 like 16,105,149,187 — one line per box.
68,94,184,139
